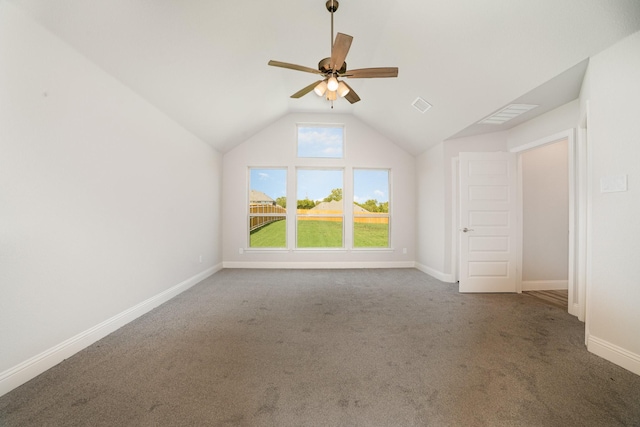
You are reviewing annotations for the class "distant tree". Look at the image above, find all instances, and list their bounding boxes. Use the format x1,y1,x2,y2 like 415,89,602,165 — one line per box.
275,196,286,208
355,199,389,213
361,199,380,213
323,188,343,202
297,198,316,209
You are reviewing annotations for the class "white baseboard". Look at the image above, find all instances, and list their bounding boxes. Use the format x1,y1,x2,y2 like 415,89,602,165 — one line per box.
0,264,221,398
587,335,640,376
521,280,568,291
568,302,580,319
414,263,456,283
222,261,415,269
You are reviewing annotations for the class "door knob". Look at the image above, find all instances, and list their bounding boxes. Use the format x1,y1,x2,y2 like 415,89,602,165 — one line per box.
461,227,474,233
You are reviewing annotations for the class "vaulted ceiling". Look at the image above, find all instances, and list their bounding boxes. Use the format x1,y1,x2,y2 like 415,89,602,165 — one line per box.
9,0,640,155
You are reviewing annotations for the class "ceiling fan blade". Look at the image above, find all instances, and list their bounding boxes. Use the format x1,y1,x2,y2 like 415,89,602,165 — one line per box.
342,82,361,104
291,80,324,98
268,60,323,75
344,67,399,78
330,33,353,72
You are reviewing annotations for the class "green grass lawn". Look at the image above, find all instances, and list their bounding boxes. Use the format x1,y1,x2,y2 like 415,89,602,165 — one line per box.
250,219,388,248
250,220,286,247
353,223,389,247
297,220,343,248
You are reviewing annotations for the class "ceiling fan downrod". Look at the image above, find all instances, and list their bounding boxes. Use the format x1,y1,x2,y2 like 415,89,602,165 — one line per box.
326,0,339,54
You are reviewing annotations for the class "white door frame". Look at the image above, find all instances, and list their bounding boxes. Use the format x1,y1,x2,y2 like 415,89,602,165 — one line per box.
509,128,584,318
451,157,460,284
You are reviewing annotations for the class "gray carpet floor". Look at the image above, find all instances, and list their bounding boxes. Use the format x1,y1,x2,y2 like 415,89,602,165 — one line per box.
1,268,639,426
524,290,568,310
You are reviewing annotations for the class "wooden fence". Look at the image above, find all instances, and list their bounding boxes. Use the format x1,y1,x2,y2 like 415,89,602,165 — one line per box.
249,204,286,231
297,209,389,224
250,206,389,231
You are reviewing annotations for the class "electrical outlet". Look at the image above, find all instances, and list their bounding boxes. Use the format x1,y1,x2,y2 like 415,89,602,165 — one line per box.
403,248,407,254
199,255,203,263
239,248,244,255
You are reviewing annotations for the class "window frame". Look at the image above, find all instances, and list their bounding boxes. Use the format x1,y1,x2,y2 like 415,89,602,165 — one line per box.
247,167,288,250
352,168,391,250
295,167,345,250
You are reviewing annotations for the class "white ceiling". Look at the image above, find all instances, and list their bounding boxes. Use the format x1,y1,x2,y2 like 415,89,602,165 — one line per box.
9,0,640,155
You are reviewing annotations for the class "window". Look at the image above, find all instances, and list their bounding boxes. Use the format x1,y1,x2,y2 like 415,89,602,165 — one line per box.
246,125,392,251
297,125,344,158
353,169,390,248
296,169,344,248
248,168,287,248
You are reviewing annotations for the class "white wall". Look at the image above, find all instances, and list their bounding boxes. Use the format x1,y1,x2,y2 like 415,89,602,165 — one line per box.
581,30,640,375
521,140,569,287
222,113,415,267
0,3,223,394
507,100,579,150
415,143,446,279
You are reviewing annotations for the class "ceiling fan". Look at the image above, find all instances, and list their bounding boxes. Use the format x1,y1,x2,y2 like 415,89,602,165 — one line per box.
268,0,398,107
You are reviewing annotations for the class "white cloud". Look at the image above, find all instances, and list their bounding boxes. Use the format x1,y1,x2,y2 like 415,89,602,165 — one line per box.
298,127,343,157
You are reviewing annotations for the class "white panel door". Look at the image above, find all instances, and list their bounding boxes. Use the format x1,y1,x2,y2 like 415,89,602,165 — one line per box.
459,152,517,293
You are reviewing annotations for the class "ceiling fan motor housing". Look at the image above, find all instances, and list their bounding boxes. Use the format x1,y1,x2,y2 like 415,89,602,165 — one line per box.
319,57,347,74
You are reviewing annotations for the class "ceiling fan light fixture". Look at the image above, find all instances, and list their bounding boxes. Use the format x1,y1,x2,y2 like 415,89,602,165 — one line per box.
326,90,337,101
327,76,339,91
314,80,328,96
337,81,350,97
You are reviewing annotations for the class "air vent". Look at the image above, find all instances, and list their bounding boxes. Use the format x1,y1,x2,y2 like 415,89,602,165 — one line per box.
478,104,538,125
412,97,432,113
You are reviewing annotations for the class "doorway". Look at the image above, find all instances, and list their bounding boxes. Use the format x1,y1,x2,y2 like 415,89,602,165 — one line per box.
520,138,569,308
511,129,582,318
453,129,585,318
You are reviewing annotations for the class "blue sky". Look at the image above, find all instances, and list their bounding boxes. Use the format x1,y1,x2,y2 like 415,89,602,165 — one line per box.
297,169,343,200
251,169,287,199
353,169,389,204
297,126,343,158
251,168,388,203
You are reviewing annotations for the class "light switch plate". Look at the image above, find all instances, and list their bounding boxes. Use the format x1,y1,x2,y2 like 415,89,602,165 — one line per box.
600,174,627,193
